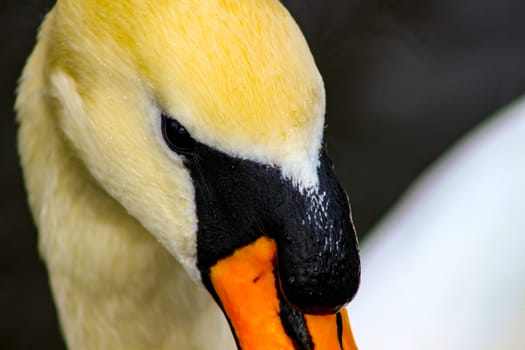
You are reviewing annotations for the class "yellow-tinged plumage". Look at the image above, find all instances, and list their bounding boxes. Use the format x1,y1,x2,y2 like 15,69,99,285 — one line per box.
16,1,340,349
18,11,231,349
47,0,324,184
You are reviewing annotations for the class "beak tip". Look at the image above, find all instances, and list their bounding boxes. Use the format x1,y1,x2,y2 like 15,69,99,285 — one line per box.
277,265,360,316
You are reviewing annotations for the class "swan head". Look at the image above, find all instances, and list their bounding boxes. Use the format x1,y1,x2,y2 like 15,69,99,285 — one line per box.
29,0,360,347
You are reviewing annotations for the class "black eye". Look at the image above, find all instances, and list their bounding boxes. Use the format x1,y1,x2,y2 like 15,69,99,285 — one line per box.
161,113,195,154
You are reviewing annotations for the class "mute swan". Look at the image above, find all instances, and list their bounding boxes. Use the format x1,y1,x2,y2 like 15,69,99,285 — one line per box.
349,96,525,349
16,0,360,349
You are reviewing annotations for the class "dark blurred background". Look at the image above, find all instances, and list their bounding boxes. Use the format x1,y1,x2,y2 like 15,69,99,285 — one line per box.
2,0,525,348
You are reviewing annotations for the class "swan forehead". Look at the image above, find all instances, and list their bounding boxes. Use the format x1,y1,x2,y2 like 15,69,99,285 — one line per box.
62,0,325,186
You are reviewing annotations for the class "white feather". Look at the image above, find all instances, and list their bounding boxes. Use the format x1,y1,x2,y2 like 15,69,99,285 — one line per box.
349,96,525,349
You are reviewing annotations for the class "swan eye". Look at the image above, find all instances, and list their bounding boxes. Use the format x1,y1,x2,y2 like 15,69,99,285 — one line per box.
161,113,195,153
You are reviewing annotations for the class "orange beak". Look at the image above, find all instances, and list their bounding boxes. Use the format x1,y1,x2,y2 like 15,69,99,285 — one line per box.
210,236,358,350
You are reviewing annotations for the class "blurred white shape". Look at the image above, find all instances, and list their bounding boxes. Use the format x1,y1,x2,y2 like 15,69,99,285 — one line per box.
349,96,525,349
